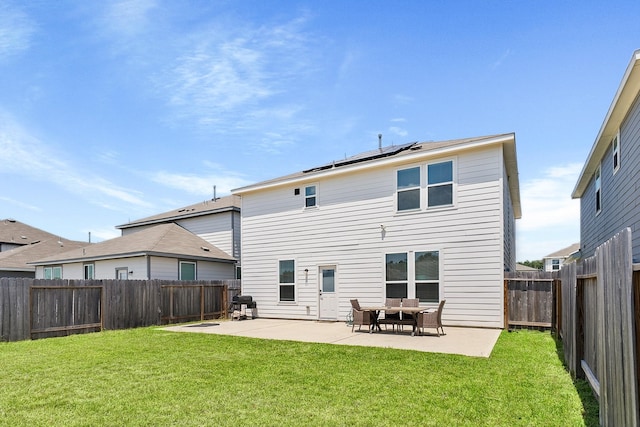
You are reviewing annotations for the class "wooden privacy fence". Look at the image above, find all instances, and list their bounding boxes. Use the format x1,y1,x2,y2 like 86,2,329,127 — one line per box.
559,228,639,427
504,270,555,330
0,278,240,342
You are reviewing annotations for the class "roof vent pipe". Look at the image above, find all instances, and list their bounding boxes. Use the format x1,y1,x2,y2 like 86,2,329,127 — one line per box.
378,134,382,151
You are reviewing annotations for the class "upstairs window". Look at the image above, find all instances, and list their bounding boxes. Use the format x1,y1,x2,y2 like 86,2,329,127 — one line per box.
397,167,421,211
612,133,620,174
305,185,317,208
552,259,560,271
595,165,602,214
279,260,295,302
427,161,453,207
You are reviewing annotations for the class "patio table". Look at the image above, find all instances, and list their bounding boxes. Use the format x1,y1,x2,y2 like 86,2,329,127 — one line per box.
360,306,425,336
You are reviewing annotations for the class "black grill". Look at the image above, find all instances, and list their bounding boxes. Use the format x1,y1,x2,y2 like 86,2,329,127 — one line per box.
232,295,256,309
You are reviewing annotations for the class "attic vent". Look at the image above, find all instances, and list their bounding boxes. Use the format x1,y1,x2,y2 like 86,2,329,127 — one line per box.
201,246,210,251
20,235,27,239
410,145,422,151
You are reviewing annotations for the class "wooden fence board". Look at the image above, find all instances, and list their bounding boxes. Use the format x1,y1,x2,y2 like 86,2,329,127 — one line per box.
0,278,237,342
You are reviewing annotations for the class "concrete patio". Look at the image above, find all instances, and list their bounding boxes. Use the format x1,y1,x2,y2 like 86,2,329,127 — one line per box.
163,318,502,358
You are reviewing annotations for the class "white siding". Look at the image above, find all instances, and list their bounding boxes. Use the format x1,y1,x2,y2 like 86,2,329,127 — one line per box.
177,213,235,258
94,257,147,279
241,146,507,328
197,261,235,280
150,256,179,280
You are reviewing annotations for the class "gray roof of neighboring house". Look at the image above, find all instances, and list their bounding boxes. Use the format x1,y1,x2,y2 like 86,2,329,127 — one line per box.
573,49,640,198
30,223,235,265
516,263,540,272
0,238,88,272
0,219,68,246
117,195,241,230
543,243,581,259
233,133,521,219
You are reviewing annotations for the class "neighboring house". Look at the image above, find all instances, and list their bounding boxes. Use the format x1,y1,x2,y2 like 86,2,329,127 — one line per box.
542,243,580,272
116,195,241,276
0,219,87,278
30,223,236,280
233,133,521,328
0,238,87,278
572,49,640,262
1,219,64,252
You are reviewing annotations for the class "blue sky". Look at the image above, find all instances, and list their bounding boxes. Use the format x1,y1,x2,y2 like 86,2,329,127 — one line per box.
1,1,639,261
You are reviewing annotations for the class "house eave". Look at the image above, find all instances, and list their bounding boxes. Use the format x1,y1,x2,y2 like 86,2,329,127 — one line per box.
116,206,240,230
572,49,640,199
234,133,518,194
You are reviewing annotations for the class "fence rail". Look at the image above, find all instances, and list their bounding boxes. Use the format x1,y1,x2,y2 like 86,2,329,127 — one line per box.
0,278,241,342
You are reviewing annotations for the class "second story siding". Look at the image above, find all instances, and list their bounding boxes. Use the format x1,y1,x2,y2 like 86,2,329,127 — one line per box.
579,90,640,261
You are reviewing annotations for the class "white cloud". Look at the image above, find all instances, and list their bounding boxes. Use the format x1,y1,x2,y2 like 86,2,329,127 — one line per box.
389,126,408,137
103,0,157,38
0,196,41,212
150,167,251,196
0,111,151,209
0,3,35,61
516,162,582,261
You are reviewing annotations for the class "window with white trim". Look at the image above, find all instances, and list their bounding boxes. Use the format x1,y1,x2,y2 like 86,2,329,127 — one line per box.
279,259,295,301
44,266,62,279
415,251,439,303
304,185,317,208
179,261,196,280
612,133,620,174
385,251,440,302
84,263,94,280
552,259,560,271
595,165,602,214
116,268,128,280
385,253,408,298
427,161,453,207
397,167,421,211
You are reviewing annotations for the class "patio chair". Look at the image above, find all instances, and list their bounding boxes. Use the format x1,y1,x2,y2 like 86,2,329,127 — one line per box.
399,298,419,331
417,300,446,336
350,299,373,332
377,298,401,332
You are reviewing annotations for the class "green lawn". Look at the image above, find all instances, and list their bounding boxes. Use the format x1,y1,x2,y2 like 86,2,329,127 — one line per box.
0,327,598,426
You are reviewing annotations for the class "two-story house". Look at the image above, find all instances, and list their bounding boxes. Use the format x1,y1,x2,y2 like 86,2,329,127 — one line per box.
572,49,640,262
233,133,521,328
31,196,241,280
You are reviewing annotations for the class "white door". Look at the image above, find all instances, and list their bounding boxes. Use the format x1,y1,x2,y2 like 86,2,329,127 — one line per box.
318,266,337,320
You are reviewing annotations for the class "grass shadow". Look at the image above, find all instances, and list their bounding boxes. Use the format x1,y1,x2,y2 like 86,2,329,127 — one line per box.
553,333,600,426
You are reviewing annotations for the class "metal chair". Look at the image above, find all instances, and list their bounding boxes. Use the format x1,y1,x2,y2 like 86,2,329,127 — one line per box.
377,298,401,332
417,300,446,336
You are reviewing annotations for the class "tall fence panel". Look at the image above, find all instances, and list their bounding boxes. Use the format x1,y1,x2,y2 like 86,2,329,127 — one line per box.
558,228,639,427
595,228,638,426
0,278,238,342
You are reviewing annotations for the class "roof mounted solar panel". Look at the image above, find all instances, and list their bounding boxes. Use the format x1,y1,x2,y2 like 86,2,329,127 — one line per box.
303,141,417,173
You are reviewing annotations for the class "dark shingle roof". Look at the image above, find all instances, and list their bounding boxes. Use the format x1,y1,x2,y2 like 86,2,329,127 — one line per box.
30,223,235,265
